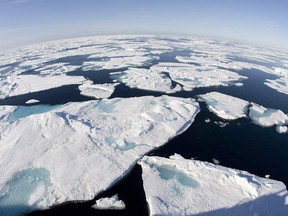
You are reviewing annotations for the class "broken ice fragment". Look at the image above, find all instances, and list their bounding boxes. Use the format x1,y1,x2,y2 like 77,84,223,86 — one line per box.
92,194,125,210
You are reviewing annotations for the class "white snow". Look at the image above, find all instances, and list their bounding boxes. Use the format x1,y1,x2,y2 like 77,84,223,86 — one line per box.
0,96,199,214
276,126,288,134
249,103,288,127
139,154,288,216
92,194,125,210
110,67,180,93
78,80,119,99
198,92,249,120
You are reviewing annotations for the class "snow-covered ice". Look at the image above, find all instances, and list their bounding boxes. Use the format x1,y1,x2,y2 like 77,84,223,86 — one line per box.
152,62,247,90
199,92,288,132
265,77,288,96
2,74,86,98
0,95,199,214
249,103,288,127
110,67,181,93
92,194,125,210
78,80,119,99
139,154,288,216
198,92,249,120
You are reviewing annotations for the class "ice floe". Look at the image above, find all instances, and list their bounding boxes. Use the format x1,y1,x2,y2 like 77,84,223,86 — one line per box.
139,154,288,216
0,96,199,214
78,80,119,99
249,103,288,127
199,92,288,132
198,92,249,120
92,194,125,210
152,63,247,90
1,74,86,98
111,67,181,93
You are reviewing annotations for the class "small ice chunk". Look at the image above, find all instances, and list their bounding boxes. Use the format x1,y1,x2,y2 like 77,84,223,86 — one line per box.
249,103,288,127
78,80,119,99
139,155,288,216
205,118,210,123
198,92,249,120
92,194,125,210
214,121,228,127
25,99,40,104
276,125,288,134
212,158,220,165
265,174,270,179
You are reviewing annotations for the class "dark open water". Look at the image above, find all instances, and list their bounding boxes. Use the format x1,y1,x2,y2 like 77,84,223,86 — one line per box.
0,51,287,216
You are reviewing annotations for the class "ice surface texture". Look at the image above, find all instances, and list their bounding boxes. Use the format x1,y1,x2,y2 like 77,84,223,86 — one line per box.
0,96,199,213
139,154,288,216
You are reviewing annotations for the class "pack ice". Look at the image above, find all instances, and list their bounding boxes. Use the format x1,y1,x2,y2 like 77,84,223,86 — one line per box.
139,154,288,216
0,95,199,215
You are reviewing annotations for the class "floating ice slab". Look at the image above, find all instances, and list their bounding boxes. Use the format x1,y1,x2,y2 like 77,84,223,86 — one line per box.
265,77,288,96
92,194,125,210
139,155,288,216
0,96,199,214
249,103,288,127
111,67,181,93
198,92,249,120
152,63,247,90
5,74,86,98
79,80,119,99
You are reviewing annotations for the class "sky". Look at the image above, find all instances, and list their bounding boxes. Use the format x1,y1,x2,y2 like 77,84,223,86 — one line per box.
0,0,287,50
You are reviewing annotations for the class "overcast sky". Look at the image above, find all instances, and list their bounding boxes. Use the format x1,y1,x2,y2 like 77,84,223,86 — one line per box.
0,0,287,50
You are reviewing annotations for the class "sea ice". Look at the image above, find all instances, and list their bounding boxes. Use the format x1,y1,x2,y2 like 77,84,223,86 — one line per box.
5,74,86,98
25,99,40,104
265,77,288,96
198,92,249,120
249,103,288,127
276,126,288,134
92,194,125,210
152,62,247,90
0,96,199,214
139,154,288,216
110,67,180,93
78,80,119,99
